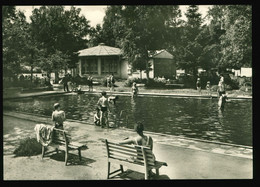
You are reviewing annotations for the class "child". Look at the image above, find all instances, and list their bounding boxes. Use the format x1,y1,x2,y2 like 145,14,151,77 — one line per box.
131,82,138,98
94,107,101,126
206,81,211,96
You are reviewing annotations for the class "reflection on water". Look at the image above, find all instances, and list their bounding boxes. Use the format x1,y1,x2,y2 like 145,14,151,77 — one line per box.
3,94,252,146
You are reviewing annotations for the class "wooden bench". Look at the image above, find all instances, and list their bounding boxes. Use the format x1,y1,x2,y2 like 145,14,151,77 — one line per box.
104,139,167,180
42,128,88,165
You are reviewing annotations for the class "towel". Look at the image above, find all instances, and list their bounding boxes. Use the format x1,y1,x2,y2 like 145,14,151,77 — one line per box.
34,124,54,146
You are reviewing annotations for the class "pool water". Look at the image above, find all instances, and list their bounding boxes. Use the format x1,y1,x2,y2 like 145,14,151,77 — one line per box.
3,94,252,146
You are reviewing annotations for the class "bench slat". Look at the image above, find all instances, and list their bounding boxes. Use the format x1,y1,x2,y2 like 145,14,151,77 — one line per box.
109,153,144,165
108,148,143,160
108,145,138,155
108,148,155,165
107,143,154,158
108,143,138,152
107,142,138,150
109,151,155,166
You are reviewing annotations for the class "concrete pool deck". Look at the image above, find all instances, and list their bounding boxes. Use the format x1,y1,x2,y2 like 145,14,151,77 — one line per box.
3,87,252,100
3,111,253,180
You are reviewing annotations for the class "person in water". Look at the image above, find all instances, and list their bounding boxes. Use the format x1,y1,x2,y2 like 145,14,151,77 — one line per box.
218,94,227,111
108,95,119,104
97,91,110,128
94,107,101,126
51,103,66,129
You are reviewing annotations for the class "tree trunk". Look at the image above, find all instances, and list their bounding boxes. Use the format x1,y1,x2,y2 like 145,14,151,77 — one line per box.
30,52,34,83
54,71,59,84
30,65,33,83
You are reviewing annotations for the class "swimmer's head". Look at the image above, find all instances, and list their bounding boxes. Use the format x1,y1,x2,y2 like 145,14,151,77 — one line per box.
53,103,60,110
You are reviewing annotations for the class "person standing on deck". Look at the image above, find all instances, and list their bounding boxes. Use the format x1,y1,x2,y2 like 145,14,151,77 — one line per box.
206,81,211,97
88,74,93,92
63,74,69,92
110,73,115,91
196,78,201,94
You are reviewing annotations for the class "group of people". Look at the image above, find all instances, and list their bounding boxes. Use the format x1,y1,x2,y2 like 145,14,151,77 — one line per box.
51,100,154,161
62,73,93,93
196,75,227,111
196,78,211,96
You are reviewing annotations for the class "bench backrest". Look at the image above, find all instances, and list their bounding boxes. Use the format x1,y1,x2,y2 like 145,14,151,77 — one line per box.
105,139,155,167
52,128,71,146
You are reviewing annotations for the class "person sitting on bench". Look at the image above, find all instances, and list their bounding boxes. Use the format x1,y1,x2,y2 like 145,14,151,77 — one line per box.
52,103,66,130
119,121,153,150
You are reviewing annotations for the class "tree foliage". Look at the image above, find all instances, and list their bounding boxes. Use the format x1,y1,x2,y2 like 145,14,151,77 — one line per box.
2,6,27,77
99,5,182,79
208,5,252,69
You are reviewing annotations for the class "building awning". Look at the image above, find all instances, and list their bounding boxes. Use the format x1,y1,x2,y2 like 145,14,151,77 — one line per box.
78,43,122,57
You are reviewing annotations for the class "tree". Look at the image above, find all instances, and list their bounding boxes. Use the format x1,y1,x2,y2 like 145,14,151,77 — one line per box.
2,6,28,79
30,6,91,82
175,5,204,77
206,5,252,70
88,24,103,47
219,5,252,69
101,5,181,79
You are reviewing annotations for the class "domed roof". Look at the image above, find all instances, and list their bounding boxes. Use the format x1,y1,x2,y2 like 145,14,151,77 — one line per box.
78,43,122,57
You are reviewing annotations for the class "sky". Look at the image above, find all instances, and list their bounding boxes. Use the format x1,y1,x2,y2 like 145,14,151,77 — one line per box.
16,5,212,27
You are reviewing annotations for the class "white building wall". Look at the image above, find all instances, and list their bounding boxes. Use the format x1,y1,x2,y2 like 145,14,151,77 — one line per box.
120,59,129,79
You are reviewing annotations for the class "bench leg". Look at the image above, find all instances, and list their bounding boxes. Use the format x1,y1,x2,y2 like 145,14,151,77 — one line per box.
107,162,111,179
120,165,124,173
55,148,59,154
65,150,68,166
41,146,45,159
145,171,149,180
156,169,159,176
144,168,149,180
78,148,82,161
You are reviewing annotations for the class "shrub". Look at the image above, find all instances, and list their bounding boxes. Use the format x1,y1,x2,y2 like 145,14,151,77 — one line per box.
13,137,42,157
145,79,166,88
124,78,147,87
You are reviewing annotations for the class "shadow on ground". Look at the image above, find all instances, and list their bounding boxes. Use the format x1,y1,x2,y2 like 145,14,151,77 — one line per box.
48,152,96,166
109,169,170,180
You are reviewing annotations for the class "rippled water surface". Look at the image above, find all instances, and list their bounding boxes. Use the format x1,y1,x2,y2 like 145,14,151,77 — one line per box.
3,94,252,146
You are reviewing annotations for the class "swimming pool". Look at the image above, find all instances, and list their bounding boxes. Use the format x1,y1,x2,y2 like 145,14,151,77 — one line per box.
3,93,252,146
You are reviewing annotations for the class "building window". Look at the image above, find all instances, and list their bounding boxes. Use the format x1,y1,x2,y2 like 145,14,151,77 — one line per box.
82,58,98,74
101,58,118,74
